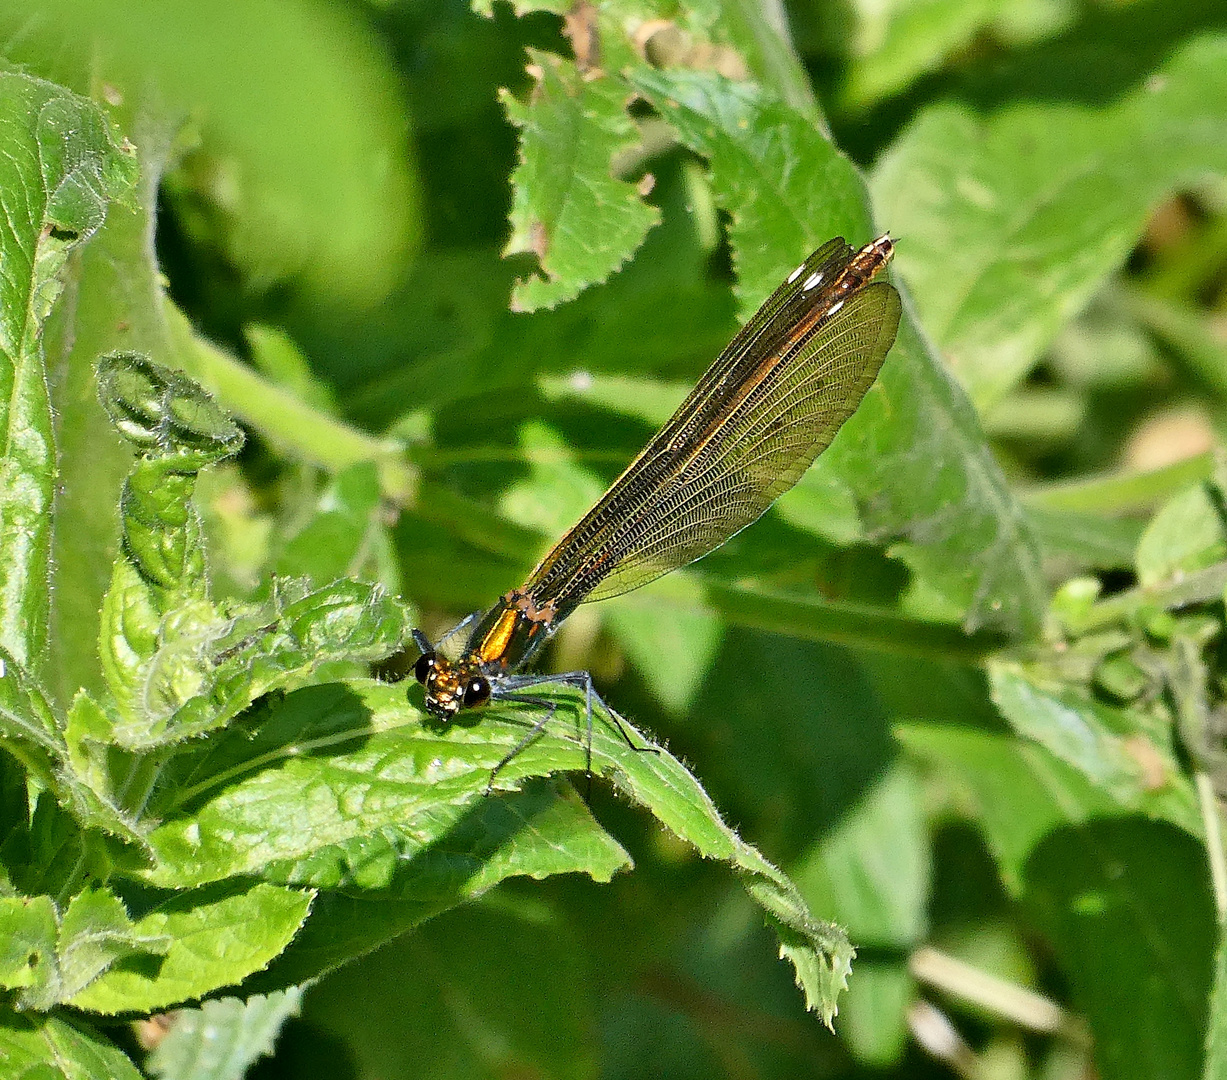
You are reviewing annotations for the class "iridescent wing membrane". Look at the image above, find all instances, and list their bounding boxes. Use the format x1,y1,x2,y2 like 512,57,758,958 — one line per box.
525,238,902,614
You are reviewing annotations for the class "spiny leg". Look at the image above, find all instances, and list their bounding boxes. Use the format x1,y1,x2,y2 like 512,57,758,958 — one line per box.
485,693,559,793
499,670,660,766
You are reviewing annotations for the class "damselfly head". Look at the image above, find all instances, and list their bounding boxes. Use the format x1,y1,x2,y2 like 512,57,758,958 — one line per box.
415,650,492,721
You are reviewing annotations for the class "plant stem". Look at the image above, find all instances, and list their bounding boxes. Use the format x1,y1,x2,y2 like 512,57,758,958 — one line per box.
703,582,1006,662
1020,451,1214,516
910,946,1086,1042
1117,284,1227,400
1065,560,1227,634
165,303,417,505
1199,772,1227,924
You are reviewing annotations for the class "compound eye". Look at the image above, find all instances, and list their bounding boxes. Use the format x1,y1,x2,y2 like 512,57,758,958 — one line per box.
414,651,437,684
463,676,491,708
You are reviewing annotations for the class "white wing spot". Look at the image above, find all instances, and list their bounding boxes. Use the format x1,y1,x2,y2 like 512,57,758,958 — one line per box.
802,271,824,290
786,263,805,284
826,299,844,315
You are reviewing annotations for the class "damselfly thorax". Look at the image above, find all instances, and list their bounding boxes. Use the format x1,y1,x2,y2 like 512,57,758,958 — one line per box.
413,587,561,720
413,235,901,781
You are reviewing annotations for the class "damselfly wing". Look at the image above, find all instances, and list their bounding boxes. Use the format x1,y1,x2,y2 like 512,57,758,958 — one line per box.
413,235,901,780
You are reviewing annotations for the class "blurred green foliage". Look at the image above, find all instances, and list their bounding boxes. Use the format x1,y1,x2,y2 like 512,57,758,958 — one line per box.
2,0,1227,1078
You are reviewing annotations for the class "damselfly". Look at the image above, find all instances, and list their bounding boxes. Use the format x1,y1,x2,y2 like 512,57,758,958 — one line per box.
412,235,901,783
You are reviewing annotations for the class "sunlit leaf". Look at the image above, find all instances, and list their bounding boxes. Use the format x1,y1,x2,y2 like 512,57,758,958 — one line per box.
872,35,1227,409
502,51,659,311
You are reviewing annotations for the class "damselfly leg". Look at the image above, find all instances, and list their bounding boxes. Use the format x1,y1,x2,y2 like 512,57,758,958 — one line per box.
494,669,659,785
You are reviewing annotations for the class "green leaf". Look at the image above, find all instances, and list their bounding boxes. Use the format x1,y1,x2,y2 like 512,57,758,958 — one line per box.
145,987,304,1080
94,353,241,738
164,304,417,504
355,233,737,423
140,683,627,890
96,352,245,462
841,0,1072,107
896,723,1120,893
252,781,630,987
4,788,108,900
495,419,606,538
39,87,413,708
502,50,660,312
244,323,339,411
67,882,312,1014
1136,479,1227,587
790,762,928,1066
0,654,140,843
0,895,57,993
160,578,410,746
537,370,687,426
0,646,66,770
42,887,169,1008
1119,283,1227,399
41,95,182,714
0,71,136,674
277,779,629,894
0,1010,144,1080
100,575,408,752
629,69,871,315
0,887,170,1010
143,678,854,1023
88,356,409,754
872,34,1227,410
1025,819,1214,1080
630,66,1046,637
711,0,822,117
989,661,1200,832
1206,927,1227,1080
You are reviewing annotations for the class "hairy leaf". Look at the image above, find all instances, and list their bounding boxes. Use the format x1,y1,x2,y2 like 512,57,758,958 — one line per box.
0,887,169,1010
145,987,304,1080
91,356,410,753
0,71,136,673
95,353,242,738
0,652,140,842
67,883,312,1014
0,1009,144,1080
251,781,630,988
502,50,659,311
872,35,1227,409
143,679,854,1023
